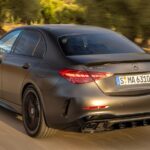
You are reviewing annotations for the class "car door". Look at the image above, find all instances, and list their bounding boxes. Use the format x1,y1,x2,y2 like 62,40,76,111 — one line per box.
0,30,22,99
1,29,46,105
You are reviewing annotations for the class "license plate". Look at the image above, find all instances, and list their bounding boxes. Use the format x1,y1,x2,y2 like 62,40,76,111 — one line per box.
116,74,150,86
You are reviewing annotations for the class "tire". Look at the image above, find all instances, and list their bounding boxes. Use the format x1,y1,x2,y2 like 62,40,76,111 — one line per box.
22,85,56,138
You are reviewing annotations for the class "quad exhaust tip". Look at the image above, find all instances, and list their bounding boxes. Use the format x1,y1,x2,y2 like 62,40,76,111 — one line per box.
81,119,150,133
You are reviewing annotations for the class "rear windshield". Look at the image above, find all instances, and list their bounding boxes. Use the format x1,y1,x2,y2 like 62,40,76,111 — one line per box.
59,33,144,56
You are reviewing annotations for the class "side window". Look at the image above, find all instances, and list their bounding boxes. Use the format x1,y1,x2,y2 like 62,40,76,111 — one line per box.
0,30,21,54
33,36,46,58
14,30,41,56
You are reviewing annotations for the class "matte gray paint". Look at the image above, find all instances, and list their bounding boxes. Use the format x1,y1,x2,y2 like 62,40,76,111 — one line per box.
0,25,150,131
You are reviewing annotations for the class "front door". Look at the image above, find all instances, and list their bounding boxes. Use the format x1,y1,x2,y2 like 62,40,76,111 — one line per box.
0,30,22,99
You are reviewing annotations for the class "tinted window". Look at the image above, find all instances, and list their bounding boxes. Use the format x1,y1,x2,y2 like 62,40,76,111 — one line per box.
0,30,21,53
33,36,46,58
59,33,144,56
14,30,41,56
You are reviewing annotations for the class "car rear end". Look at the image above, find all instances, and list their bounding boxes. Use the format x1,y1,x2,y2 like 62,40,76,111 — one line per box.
49,27,150,132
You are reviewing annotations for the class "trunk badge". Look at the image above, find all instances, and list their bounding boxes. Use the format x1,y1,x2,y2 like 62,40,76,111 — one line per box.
133,65,139,71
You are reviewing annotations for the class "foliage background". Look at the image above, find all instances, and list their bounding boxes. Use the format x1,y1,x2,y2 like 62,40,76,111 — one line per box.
0,0,149,47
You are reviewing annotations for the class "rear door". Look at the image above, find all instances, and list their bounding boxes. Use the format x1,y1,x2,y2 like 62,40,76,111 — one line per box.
1,29,46,105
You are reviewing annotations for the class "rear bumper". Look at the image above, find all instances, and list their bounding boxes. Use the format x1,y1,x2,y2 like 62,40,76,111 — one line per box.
40,78,150,130
80,113,150,133
61,94,150,123
44,94,150,131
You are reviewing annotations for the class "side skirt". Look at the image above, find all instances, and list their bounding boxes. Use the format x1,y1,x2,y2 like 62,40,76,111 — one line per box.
0,99,22,114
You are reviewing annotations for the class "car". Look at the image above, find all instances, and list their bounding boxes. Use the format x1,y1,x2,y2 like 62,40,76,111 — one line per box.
0,24,150,138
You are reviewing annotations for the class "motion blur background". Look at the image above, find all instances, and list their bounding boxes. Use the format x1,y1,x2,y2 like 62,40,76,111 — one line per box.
0,0,149,49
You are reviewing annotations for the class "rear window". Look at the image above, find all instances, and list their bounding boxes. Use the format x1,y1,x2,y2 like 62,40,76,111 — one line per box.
59,33,144,56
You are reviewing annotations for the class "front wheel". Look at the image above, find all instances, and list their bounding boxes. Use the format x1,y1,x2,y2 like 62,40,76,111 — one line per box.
22,85,56,138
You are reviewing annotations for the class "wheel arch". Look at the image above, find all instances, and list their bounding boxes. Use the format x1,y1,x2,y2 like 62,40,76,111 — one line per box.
21,82,46,118
21,82,56,137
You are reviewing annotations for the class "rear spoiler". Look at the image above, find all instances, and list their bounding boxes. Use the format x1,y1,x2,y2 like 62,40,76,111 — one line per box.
67,53,150,66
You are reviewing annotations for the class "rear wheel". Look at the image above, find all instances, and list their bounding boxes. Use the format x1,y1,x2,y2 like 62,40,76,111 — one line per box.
22,85,56,138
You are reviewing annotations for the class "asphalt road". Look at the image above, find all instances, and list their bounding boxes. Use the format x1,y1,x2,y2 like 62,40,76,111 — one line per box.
0,106,150,150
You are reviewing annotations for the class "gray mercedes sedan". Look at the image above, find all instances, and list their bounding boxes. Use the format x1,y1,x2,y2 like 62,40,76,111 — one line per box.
0,24,150,138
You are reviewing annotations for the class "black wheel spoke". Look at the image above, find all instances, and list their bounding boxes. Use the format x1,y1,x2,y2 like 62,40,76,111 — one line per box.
24,91,41,131
23,86,56,137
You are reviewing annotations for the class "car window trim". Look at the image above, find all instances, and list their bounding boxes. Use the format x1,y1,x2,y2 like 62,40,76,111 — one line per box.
33,29,47,58
11,30,24,54
32,35,41,56
12,29,47,59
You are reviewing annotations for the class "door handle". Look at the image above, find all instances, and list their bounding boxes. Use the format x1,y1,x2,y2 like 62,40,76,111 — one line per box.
22,63,30,69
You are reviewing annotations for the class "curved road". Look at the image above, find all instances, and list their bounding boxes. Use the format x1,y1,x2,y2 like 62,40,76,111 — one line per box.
0,106,150,150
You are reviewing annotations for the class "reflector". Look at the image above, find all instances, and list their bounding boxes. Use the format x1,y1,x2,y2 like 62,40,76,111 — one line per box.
82,105,109,110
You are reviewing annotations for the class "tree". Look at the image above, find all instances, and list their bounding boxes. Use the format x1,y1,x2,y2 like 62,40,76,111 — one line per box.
40,0,85,24
0,0,149,46
76,0,150,43
0,0,41,25
0,0,7,26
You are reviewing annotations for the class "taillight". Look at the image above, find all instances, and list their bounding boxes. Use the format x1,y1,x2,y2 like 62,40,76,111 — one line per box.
59,69,113,84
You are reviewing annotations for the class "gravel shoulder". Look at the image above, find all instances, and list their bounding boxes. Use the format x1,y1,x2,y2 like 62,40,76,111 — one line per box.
0,107,150,150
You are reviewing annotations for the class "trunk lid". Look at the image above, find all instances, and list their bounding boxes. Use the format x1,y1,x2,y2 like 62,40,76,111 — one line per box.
67,53,150,96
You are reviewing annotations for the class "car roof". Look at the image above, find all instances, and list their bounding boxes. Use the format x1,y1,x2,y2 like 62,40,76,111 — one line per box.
14,24,114,37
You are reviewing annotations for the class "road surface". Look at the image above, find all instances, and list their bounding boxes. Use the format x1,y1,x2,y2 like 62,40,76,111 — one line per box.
0,106,150,150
